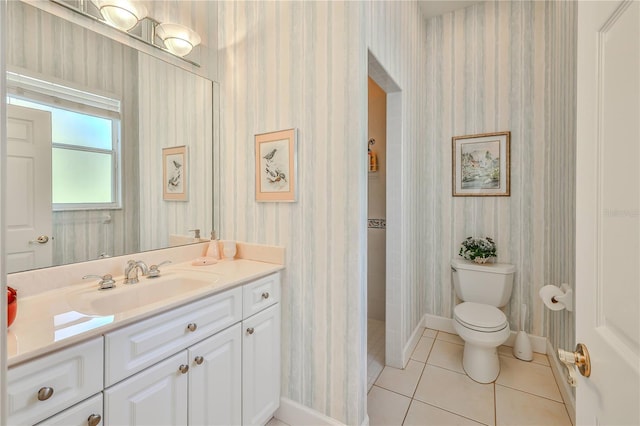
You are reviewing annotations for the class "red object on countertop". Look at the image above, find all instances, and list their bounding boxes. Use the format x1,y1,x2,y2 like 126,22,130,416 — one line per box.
7,286,17,328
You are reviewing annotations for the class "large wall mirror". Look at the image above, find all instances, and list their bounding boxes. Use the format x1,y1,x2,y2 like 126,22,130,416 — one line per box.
5,1,215,274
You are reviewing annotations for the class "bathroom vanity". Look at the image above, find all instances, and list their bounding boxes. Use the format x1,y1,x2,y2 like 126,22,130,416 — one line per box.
6,257,282,426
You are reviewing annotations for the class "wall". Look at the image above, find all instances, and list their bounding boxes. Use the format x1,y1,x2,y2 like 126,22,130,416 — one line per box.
543,0,576,381
218,1,430,424
367,77,386,322
218,3,367,423
422,1,575,338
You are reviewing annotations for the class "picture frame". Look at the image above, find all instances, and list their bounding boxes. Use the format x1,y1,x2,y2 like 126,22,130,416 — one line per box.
255,128,297,202
162,145,188,201
452,131,510,197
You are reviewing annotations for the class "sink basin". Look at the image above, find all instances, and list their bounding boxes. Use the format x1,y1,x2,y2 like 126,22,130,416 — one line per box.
70,272,219,316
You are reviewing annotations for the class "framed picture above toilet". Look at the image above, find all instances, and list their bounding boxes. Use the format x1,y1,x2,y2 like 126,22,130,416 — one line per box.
452,131,510,197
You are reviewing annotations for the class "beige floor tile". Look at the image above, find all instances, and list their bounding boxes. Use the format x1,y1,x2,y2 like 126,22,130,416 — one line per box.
423,328,438,338
427,339,465,374
404,399,485,426
437,331,465,345
411,336,435,363
375,360,426,397
498,345,550,366
495,385,572,426
496,356,562,402
368,385,412,426
414,365,495,426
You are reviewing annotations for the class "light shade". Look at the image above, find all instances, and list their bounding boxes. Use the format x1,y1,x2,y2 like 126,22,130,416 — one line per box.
156,23,201,57
93,0,147,31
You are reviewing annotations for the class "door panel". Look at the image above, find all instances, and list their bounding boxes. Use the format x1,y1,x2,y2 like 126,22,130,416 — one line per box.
7,104,52,273
575,1,639,424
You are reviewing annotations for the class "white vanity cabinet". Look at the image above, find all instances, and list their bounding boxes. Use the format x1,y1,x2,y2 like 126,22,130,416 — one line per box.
8,271,281,426
6,337,104,426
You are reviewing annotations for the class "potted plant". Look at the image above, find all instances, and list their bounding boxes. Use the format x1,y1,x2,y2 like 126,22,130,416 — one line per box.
459,237,497,264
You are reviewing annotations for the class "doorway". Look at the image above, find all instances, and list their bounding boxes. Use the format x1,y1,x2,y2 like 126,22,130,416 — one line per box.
367,52,404,387
367,76,387,391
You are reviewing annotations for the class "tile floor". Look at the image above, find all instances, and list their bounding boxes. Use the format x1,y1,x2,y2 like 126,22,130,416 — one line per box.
368,328,573,426
368,318,386,391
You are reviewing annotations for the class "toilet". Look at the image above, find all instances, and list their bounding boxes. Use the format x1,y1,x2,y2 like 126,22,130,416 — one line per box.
451,258,516,383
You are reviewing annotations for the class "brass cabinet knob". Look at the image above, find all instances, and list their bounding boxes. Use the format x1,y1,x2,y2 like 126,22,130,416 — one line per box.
246,327,255,335
87,414,102,426
37,386,54,401
261,292,270,299
179,364,189,374
194,356,204,365
187,323,197,332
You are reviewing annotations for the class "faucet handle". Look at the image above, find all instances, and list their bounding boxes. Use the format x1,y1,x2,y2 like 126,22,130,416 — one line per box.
83,274,116,290
148,260,171,278
188,229,201,239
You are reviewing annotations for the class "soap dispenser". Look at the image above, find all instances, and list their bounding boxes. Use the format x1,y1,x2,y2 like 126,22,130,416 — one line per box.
206,230,220,259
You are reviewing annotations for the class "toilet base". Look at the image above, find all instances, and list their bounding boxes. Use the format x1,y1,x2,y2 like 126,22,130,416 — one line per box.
462,344,500,383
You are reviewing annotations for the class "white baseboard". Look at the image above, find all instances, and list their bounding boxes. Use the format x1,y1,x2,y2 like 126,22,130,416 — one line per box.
275,397,345,426
402,318,427,367
424,314,456,334
547,340,576,425
423,314,547,354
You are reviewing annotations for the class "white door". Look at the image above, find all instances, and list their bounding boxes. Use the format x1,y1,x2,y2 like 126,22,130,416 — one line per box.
6,104,52,273
575,1,639,424
242,304,281,426
188,323,242,426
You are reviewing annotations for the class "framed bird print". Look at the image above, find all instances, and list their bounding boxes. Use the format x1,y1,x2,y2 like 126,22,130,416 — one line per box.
255,128,297,202
163,145,188,201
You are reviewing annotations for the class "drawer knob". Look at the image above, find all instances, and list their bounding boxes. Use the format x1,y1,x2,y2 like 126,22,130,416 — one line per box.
246,327,255,335
179,364,190,374
187,323,197,332
194,356,204,365
261,292,270,299
37,386,54,401
87,414,102,426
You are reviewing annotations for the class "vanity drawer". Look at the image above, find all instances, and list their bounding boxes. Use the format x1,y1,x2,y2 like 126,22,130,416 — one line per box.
104,287,242,386
7,337,104,426
36,393,103,426
243,273,280,318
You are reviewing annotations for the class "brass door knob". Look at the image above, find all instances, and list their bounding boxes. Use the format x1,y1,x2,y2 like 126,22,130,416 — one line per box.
558,342,591,387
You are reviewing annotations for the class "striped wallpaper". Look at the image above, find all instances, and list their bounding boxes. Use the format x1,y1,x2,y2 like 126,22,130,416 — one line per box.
218,1,576,423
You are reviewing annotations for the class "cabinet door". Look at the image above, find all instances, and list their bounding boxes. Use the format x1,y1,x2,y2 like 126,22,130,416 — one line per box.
188,323,242,426
242,304,281,426
104,352,188,426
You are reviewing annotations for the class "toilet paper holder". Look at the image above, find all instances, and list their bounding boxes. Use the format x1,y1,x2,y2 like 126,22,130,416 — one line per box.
539,283,573,312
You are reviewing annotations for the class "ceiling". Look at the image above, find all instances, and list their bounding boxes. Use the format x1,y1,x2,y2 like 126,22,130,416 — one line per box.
417,1,482,20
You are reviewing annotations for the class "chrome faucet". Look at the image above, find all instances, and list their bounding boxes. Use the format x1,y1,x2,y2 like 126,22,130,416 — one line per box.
124,260,149,284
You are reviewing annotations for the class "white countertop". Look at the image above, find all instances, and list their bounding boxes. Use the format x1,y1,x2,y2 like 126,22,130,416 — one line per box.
7,259,283,367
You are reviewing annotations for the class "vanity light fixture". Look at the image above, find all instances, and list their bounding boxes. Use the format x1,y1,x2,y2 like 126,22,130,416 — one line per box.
92,0,147,32
51,0,201,66
155,23,202,57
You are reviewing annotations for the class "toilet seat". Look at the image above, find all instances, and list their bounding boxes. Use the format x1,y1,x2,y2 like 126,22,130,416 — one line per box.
454,302,508,332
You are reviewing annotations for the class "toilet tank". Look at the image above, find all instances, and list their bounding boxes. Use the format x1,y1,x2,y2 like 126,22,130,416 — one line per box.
451,258,515,307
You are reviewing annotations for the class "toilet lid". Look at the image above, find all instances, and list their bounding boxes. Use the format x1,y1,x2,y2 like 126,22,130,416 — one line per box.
454,302,508,332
